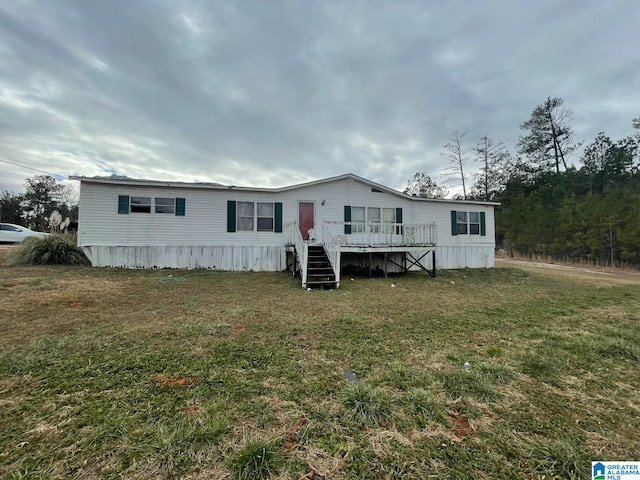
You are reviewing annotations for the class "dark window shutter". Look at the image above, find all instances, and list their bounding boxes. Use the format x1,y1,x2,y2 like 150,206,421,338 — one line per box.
451,210,458,236
344,206,352,234
227,201,236,232
395,207,403,234
176,198,186,216
274,202,283,233
118,195,129,214
480,211,486,236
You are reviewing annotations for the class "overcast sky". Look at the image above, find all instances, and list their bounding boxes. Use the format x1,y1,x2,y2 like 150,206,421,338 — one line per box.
0,0,638,196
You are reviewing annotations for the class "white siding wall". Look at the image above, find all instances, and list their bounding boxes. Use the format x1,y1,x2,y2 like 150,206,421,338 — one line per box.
77,178,496,270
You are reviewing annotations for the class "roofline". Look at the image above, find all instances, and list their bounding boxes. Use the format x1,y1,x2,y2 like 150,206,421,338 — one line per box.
69,173,500,206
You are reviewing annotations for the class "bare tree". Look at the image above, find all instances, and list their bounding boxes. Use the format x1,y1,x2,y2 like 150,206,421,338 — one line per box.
441,130,469,199
474,135,505,201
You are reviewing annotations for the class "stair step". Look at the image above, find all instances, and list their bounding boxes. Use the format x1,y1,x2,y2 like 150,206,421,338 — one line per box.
304,245,336,289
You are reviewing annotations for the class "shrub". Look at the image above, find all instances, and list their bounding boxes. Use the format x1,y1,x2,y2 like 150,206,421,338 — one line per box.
9,234,89,265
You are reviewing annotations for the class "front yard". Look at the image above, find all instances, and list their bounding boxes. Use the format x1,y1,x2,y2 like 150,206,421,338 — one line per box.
1,248,638,479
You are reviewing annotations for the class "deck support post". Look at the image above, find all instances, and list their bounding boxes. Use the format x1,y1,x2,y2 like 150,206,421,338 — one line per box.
383,253,388,279
432,250,436,277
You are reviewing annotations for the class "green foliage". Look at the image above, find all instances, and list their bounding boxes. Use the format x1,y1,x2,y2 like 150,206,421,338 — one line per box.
497,154,640,265
0,190,24,224
9,234,89,265
403,172,448,198
517,96,580,173
227,439,284,480
1,175,77,231
23,175,67,232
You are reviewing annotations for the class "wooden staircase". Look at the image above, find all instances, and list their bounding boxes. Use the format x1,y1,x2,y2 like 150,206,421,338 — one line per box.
306,245,337,289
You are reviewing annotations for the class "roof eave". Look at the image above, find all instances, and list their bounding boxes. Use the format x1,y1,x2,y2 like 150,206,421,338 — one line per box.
68,174,500,205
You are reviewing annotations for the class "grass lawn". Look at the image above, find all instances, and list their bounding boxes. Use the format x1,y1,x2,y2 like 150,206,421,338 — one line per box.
1,247,639,479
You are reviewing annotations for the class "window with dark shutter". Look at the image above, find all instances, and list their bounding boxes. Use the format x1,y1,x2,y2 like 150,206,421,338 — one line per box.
344,206,352,234
274,202,283,233
227,201,236,232
176,198,186,216
118,195,129,214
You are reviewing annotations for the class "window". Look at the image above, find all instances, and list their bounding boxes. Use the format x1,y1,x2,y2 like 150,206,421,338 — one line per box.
237,202,254,231
155,197,175,214
236,202,276,232
382,208,396,223
469,212,480,235
382,208,396,234
456,211,468,234
351,207,365,233
228,201,282,233
131,196,151,213
257,203,274,232
345,206,402,234
368,207,381,232
451,210,485,236
118,195,185,215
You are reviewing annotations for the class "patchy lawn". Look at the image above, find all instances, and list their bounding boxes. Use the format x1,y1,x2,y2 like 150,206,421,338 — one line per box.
1,251,639,479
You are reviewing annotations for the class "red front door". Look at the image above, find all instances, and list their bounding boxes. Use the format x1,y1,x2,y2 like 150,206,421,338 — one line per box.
299,202,314,240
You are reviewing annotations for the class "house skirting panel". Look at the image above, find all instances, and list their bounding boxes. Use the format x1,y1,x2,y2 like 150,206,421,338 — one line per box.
434,245,494,269
82,245,286,271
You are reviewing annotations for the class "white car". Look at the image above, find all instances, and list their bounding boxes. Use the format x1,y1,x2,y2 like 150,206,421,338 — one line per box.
0,223,50,243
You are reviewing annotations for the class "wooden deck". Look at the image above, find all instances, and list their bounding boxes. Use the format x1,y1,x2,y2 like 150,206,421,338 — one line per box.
285,221,437,288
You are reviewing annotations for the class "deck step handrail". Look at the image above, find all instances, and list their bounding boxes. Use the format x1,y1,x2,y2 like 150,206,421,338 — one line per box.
285,221,308,288
321,221,341,288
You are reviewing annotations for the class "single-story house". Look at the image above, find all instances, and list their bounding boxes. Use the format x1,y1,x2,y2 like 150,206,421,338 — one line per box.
70,173,498,288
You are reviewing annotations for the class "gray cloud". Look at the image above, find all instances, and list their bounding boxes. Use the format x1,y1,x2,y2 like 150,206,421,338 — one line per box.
1,0,638,195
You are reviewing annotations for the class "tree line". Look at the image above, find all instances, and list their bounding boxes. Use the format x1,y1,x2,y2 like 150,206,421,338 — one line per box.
0,175,78,231
405,97,640,266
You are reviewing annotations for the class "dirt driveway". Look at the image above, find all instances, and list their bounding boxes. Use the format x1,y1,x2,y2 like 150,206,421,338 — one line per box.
496,258,640,285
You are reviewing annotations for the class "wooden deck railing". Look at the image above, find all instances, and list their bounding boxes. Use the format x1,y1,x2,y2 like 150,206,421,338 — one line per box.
323,221,437,246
